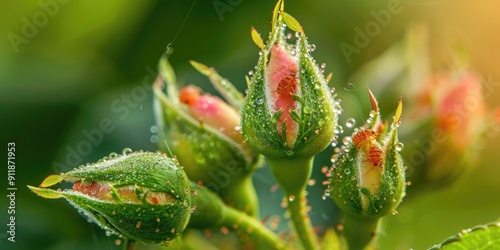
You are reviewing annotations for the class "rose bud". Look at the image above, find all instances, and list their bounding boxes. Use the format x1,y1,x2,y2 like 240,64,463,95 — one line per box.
241,4,339,249
347,24,500,194
28,150,191,247
326,91,405,250
154,56,261,216
242,12,339,160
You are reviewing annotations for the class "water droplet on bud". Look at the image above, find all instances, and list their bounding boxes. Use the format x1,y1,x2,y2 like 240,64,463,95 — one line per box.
122,148,133,155
345,118,356,128
288,195,296,202
396,142,404,151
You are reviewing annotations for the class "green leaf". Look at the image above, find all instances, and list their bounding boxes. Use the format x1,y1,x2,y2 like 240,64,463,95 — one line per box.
271,0,284,34
39,174,64,187
290,110,302,123
28,186,64,199
251,27,265,50
281,11,303,34
429,223,500,250
189,60,244,110
159,55,179,100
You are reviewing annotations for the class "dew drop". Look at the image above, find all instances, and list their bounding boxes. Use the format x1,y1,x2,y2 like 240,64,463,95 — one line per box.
122,148,133,155
344,168,351,175
303,106,311,114
288,195,296,202
334,125,344,134
330,154,338,163
345,118,356,128
295,31,302,38
320,63,326,69
150,125,158,133
105,231,112,237
248,70,254,76
342,136,351,145
396,142,404,151
308,179,316,186
331,135,338,146
256,98,264,105
108,152,118,158
321,166,329,174
369,110,377,118
309,44,316,52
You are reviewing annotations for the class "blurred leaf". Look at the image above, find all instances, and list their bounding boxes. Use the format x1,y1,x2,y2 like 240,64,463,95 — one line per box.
429,223,500,250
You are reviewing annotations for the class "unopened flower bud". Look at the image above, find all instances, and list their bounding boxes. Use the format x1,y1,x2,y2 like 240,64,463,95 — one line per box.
154,56,260,216
328,91,405,218
242,9,339,159
28,151,191,245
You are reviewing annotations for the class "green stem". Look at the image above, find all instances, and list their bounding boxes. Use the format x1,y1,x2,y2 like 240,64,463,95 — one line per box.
343,214,381,250
189,183,286,249
268,157,319,250
220,205,287,249
221,176,260,218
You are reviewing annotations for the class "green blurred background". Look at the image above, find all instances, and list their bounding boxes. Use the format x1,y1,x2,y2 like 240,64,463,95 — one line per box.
1,0,500,249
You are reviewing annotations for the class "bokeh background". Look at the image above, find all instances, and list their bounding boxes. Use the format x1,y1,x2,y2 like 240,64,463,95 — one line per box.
1,0,500,249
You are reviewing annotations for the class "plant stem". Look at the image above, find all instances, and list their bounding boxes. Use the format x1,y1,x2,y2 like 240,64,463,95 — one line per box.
220,204,286,249
221,175,260,218
343,214,381,250
268,157,319,250
189,183,285,249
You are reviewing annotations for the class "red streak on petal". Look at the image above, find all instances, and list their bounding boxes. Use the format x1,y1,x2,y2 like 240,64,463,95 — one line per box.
267,45,299,147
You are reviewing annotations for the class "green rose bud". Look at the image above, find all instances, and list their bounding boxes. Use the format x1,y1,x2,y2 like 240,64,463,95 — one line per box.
153,56,261,216
242,6,339,159
328,90,405,217
241,3,339,249
28,150,191,247
326,91,405,250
